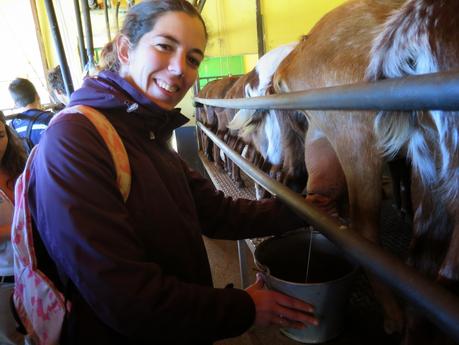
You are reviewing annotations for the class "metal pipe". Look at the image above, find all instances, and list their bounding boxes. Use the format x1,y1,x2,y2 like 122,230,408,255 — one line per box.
195,70,459,111
73,0,87,68
237,240,250,288
43,0,74,96
197,0,207,13
104,0,111,42
80,0,96,69
196,122,459,342
255,0,265,57
114,0,120,32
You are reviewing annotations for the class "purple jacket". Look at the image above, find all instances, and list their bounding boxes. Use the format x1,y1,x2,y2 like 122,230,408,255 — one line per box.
28,71,303,344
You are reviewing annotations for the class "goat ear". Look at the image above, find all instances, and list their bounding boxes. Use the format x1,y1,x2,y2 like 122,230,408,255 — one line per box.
116,34,131,65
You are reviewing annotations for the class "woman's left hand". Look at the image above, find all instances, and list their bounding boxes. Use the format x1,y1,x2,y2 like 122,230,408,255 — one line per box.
245,273,319,329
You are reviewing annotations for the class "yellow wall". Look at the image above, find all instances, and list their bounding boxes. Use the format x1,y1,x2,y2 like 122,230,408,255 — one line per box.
202,0,347,57
36,0,349,81
262,0,347,50
202,0,257,57
183,0,348,121
33,0,349,119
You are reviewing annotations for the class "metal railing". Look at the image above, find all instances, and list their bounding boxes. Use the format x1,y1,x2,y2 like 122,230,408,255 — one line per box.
194,70,459,342
195,70,459,111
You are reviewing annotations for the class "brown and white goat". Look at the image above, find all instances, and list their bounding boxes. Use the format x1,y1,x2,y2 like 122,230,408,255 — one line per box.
272,0,406,335
366,0,459,343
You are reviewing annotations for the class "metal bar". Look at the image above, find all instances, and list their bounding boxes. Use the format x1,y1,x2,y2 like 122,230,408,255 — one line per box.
114,0,120,32
73,0,87,68
237,240,250,288
255,0,265,57
195,71,459,111
197,0,207,13
43,0,74,96
104,0,111,42
196,122,459,342
80,0,95,68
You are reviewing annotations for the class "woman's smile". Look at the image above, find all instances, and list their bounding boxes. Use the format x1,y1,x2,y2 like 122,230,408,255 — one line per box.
155,78,180,93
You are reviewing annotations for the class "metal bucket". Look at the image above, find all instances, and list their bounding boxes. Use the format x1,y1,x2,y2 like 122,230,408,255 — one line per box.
254,229,358,343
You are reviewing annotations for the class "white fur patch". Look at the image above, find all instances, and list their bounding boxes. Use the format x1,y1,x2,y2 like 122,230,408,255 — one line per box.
408,131,437,186
227,109,256,131
250,42,298,97
264,110,283,165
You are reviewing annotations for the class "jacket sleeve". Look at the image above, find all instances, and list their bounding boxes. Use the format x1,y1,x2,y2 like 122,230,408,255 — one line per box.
28,114,256,343
182,161,305,240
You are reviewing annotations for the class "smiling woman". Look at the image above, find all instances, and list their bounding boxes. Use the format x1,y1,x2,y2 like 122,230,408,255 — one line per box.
116,11,206,110
99,1,208,110
19,1,317,344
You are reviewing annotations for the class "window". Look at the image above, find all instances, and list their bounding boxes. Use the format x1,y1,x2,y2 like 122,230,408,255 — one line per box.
0,0,48,114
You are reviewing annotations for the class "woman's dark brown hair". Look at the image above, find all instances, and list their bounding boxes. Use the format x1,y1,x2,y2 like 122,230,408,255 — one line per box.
100,0,208,72
0,112,27,189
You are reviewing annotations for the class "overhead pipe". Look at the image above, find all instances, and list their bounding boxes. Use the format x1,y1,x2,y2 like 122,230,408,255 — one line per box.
197,122,459,342
103,0,111,42
80,0,96,71
43,0,74,96
73,0,87,68
114,0,120,32
255,0,265,57
195,70,459,111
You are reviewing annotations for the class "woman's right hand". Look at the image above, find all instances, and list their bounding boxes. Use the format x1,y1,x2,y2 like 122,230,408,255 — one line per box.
245,273,319,329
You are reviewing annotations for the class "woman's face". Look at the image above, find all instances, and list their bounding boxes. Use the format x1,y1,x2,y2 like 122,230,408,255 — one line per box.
121,11,206,110
0,123,8,164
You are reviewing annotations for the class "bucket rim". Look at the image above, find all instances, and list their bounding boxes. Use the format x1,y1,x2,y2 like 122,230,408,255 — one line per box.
254,229,359,286
257,260,359,286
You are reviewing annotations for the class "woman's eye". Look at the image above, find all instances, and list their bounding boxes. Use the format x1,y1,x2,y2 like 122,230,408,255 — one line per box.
188,56,201,68
156,43,172,51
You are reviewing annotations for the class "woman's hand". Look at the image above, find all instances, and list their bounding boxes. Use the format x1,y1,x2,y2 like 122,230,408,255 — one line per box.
245,273,319,329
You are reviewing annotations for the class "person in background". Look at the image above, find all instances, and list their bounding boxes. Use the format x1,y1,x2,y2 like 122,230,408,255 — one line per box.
0,111,27,345
7,78,54,152
47,65,69,110
28,1,318,344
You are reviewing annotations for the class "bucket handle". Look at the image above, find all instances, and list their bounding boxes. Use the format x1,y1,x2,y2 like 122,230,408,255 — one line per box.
253,260,273,290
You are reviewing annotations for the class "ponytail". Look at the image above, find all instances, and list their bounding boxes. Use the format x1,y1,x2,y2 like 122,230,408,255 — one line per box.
100,36,121,73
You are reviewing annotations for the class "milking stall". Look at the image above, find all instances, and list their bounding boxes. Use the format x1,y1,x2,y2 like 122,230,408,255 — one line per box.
1,0,459,344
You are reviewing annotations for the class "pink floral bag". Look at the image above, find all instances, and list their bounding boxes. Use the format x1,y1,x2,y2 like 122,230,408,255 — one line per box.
11,105,131,345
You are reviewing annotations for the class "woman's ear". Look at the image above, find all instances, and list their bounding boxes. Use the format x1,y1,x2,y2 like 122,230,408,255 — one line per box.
116,34,131,65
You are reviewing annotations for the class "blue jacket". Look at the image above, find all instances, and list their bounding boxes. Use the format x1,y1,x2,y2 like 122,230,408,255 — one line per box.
28,71,303,344
9,109,53,149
